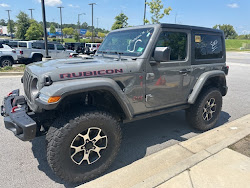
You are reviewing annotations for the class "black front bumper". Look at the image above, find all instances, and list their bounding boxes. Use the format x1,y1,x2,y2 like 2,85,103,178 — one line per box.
1,89,37,141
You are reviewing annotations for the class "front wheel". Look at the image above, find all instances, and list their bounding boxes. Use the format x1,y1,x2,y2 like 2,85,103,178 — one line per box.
186,88,222,131
0,57,13,67
47,111,122,183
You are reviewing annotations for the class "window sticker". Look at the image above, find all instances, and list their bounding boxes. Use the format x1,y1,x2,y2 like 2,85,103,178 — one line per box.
137,47,144,52
195,35,201,43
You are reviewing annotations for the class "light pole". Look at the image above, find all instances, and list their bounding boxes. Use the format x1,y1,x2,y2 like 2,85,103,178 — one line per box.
89,3,96,43
143,0,147,25
78,13,86,31
6,10,13,39
41,0,49,57
57,6,64,43
28,8,35,19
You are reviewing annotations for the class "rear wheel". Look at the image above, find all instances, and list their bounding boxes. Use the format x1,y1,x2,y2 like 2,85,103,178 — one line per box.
32,55,42,62
46,111,122,183
0,57,13,67
186,88,222,131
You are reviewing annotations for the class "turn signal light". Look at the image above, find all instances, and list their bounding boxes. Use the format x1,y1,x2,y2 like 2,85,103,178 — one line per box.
48,96,61,103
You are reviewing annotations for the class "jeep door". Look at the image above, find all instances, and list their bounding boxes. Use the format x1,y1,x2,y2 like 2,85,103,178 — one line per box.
145,29,193,108
48,44,57,58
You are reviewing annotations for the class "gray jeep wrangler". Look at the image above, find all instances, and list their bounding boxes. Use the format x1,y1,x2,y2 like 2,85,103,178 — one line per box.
1,23,228,183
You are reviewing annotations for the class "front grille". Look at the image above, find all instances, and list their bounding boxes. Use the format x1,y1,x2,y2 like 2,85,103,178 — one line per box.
23,70,33,101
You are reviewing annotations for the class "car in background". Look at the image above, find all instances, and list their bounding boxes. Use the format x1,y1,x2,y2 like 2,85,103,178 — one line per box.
0,43,17,67
85,43,101,54
65,42,85,54
17,41,77,64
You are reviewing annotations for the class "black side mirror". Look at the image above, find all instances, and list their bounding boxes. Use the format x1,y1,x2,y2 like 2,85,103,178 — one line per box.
153,47,171,62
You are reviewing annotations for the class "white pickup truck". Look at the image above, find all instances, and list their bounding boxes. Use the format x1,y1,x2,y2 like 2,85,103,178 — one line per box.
17,41,77,64
0,44,18,67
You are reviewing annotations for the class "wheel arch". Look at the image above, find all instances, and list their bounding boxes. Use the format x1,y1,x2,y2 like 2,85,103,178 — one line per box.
188,70,227,104
0,55,14,62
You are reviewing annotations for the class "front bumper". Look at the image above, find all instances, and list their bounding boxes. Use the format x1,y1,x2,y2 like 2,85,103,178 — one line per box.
1,89,37,141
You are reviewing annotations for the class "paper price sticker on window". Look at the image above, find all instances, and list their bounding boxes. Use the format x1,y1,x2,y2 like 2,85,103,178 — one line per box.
195,35,201,43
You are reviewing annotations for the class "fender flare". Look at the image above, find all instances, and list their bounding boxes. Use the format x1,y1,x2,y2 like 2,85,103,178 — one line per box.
30,52,43,59
188,70,226,104
35,78,134,119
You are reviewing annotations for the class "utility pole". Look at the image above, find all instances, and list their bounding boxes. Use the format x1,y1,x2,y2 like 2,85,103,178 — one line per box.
78,13,86,32
28,8,35,19
89,3,96,42
6,10,13,39
57,6,64,43
41,0,49,57
143,0,147,25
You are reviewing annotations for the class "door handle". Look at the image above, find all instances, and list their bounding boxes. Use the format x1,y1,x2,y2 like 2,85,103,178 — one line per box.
179,69,191,75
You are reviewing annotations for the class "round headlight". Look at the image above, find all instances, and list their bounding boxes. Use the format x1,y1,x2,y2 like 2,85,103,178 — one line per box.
31,78,39,97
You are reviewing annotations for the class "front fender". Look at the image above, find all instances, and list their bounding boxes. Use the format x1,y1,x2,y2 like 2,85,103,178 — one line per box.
188,70,226,104
36,77,134,119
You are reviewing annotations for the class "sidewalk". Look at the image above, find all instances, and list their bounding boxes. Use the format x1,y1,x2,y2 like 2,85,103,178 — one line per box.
79,114,250,188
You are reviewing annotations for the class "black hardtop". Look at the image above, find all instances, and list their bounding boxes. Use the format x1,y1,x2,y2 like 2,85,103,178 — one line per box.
112,23,223,35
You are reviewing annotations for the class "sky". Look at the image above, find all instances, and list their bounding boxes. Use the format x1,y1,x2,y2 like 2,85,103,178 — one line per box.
0,0,249,34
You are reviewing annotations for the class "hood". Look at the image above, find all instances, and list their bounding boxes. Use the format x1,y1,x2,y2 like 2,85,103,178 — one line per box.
26,58,129,82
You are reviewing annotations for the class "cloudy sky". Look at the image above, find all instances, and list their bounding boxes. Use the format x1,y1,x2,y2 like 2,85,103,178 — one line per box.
0,0,249,34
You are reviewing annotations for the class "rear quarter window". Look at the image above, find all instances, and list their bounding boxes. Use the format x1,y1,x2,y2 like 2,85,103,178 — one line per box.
195,34,223,59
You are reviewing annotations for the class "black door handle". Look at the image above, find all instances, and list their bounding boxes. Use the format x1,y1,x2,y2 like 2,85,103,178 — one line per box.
179,69,191,74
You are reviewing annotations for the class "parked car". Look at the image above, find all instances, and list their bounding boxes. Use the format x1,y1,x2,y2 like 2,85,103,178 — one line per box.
17,41,77,64
1,23,228,183
85,43,101,54
0,44,17,67
65,42,85,54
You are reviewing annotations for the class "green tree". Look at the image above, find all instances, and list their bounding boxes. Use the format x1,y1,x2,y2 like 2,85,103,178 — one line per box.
7,20,16,34
62,27,74,35
16,11,30,40
81,22,88,29
25,19,43,40
98,32,106,38
111,13,128,30
50,24,56,34
74,30,80,42
145,0,172,24
85,31,92,38
213,24,238,39
0,19,7,26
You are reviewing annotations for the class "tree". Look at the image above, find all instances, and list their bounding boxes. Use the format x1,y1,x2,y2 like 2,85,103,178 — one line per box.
50,24,56,34
0,19,7,26
81,22,89,29
85,31,92,38
145,0,172,24
98,32,106,38
111,13,128,30
74,31,80,42
16,11,30,40
62,27,74,35
213,24,238,39
25,19,43,40
7,20,16,34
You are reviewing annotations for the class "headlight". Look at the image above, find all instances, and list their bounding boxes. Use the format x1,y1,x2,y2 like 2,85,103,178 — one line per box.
31,78,39,97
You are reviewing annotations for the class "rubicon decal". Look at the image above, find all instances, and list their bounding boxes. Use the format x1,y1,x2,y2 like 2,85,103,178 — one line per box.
60,69,123,79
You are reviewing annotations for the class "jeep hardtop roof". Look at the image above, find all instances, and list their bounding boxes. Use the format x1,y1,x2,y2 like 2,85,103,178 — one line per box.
111,23,223,34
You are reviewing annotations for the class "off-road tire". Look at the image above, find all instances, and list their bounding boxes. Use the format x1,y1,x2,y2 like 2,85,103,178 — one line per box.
0,57,13,67
46,111,122,183
186,87,222,131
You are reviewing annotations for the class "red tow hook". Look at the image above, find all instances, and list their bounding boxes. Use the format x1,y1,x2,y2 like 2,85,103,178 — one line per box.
11,106,20,113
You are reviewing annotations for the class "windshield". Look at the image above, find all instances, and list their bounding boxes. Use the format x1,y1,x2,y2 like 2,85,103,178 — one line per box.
98,28,154,57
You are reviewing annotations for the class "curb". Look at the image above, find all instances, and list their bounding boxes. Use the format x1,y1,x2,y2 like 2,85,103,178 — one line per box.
0,72,24,76
79,114,250,188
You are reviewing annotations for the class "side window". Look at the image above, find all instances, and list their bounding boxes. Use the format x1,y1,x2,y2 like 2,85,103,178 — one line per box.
195,34,223,59
56,44,64,50
19,42,27,48
156,31,187,61
48,44,55,50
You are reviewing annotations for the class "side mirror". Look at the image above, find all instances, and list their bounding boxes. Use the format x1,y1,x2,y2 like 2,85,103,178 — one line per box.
153,47,171,62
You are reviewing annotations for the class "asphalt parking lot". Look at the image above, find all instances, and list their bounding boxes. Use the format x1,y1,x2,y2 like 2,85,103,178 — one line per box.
0,52,250,188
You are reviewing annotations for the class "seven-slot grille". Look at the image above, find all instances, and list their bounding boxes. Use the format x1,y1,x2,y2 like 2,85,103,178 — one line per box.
23,70,33,101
